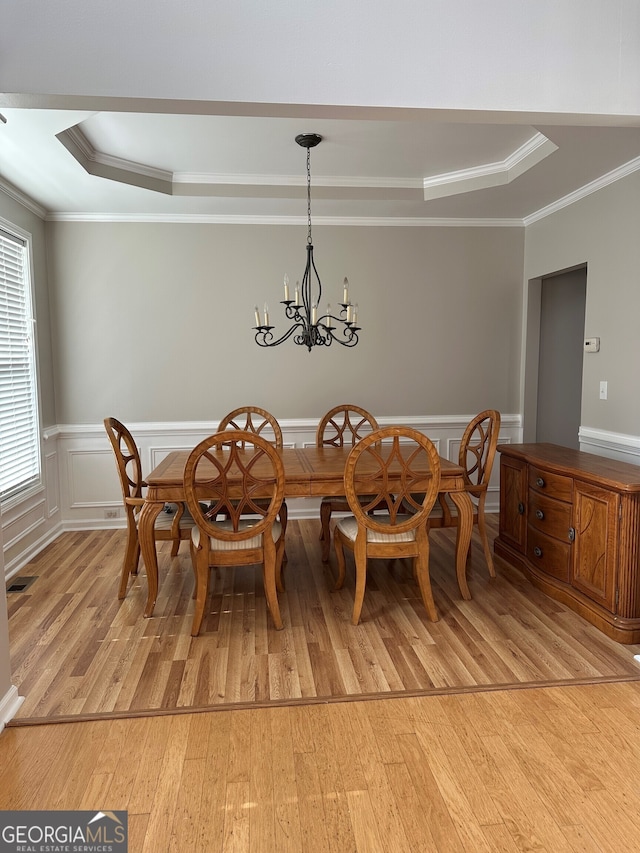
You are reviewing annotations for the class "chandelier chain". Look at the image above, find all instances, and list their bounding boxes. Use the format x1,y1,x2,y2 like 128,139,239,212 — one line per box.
306,148,312,245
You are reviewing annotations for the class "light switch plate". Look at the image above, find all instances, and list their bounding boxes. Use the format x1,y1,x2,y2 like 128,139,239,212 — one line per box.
585,337,600,352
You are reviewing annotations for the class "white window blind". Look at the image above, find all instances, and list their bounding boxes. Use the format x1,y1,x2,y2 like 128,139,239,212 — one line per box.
0,226,40,501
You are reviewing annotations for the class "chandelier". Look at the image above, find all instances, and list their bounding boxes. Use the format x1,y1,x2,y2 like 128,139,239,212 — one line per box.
254,133,360,351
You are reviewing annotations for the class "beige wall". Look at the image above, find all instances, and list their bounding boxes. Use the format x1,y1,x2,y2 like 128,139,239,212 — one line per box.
46,222,525,424
524,171,640,436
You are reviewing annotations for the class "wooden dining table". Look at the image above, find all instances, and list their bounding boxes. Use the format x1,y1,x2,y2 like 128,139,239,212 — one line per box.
138,444,475,618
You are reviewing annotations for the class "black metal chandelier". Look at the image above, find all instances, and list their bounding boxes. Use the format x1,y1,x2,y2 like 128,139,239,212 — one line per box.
254,133,360,351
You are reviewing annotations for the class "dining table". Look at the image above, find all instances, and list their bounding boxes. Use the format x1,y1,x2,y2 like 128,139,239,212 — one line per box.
138,444,475,618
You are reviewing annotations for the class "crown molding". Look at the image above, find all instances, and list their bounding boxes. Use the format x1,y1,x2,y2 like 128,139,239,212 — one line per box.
523,154,640,225
0,176,47,219
45,212,524,227
423,132,557,200
173,172,422,189
57,122,551,203
57,127,173,194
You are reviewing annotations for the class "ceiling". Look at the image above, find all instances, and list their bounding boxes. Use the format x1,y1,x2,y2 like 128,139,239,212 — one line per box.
2,2,640,225
2,107,640,225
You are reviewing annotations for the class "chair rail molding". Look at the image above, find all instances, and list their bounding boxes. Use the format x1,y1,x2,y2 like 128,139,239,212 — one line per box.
578,426,640,464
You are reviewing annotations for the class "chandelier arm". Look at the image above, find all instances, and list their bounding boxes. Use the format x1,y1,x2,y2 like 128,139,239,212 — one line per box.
320,325,359,347
254,322,306,348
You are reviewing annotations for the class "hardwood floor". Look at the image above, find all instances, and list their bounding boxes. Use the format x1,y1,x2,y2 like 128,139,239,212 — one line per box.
3,681,640,851
5,517,640,851
7,517,640,724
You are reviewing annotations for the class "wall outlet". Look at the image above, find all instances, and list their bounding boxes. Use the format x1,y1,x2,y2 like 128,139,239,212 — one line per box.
584,337,600,352
599,380,608,400
104,509,119,519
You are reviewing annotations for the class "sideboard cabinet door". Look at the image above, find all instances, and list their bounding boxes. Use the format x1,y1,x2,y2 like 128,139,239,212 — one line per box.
499,453,527,553
571,481,618,611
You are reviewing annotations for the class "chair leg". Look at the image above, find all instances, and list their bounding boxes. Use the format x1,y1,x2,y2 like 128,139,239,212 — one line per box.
263,536,283,630
413,547,439,622
476,497,496,578
438,492,454,527
279,500,288,565
119,519,140,599
275,535,286,594
170,503,184,556
190,539,198,599
333,528,347,591
320,500,332,562
275,531,286,593
351,536,368,625
190,544,211,636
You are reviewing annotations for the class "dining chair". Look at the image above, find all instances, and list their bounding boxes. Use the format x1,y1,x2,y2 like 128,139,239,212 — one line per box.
333,425,441,625
429,409,501,577
218,406,288,542
316,404,379,562
104,417,195,599
184,429,286,636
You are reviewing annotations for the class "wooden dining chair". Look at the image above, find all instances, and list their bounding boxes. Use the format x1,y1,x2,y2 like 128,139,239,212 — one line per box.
183,429,286,636
218,406,288,542
428,410,501,577
104,417,195,599
333,426,441,625
316,404,379,562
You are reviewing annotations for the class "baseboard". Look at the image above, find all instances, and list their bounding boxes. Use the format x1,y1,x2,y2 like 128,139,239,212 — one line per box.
0,684,25,732
4,523,64,582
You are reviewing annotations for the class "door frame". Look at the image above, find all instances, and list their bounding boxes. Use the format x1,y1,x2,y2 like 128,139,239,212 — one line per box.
521,262,587,443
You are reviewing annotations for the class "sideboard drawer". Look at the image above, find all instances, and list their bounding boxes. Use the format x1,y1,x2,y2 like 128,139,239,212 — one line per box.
527,527,571,582
529,466,573,502
528,491,572,540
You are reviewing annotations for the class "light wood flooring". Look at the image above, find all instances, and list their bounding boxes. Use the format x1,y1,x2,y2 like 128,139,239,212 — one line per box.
3,681,640,852
7,517,640,724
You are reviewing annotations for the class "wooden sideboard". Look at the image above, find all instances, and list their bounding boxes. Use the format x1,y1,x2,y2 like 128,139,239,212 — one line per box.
494,443,640,644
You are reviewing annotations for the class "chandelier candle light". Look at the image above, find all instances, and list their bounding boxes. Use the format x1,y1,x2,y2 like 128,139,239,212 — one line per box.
254,133,360,351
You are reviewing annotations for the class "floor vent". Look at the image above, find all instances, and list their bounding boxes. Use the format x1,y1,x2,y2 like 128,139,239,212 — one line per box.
7,576,38,593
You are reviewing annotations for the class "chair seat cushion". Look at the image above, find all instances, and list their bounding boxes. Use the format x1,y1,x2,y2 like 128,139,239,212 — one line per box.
192,519,282,551
336,515,416,543
151,503,196,531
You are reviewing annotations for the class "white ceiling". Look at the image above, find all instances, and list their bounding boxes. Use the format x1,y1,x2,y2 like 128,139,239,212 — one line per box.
2,2,640,225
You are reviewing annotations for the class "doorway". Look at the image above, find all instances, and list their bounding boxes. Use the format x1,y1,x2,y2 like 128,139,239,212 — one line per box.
534,266,587,448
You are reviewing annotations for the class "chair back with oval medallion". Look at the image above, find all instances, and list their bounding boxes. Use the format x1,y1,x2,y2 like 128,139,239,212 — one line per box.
184,429,286,636
333,426,441,625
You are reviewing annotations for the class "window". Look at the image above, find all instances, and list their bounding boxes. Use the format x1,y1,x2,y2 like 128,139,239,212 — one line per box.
0,224,40,502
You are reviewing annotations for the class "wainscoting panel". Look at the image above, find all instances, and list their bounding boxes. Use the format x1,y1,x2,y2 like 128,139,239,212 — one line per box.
2,431,61,580
55,414,523,527
2,414,529,580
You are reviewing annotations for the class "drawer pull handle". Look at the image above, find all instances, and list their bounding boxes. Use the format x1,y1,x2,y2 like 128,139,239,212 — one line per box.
533,546,543,558
535,509,544,520
568,527,575,542
517,502,525,515
536,477,545,488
